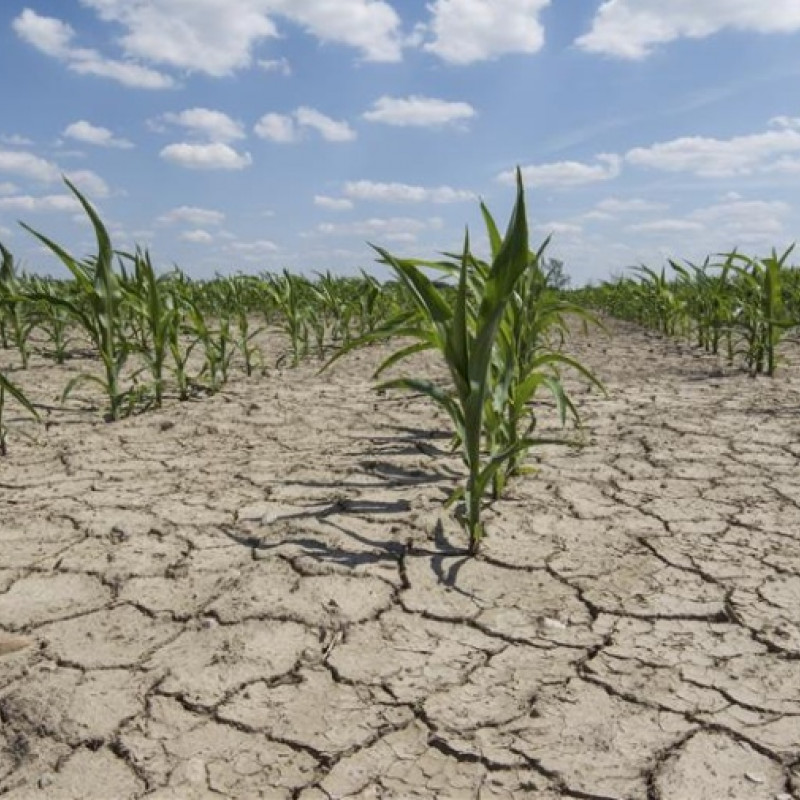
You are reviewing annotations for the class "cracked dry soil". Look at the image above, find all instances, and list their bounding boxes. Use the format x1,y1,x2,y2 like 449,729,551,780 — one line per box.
1,319,800,799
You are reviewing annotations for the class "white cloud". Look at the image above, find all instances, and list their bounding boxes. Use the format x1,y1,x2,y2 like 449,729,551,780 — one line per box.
0,194,81,213
0,182,17,196
314,195,354,211
363,95,476,128
160,142,253,170
577,0,800,59
229,239,280,260
162,108,245,143
770,116,800,131
627,199,790,244
254,108,355,143
423,0,549,64
77,0,403,76
343,180,475,204
63,120,133,148
64,169,110,198
625,128,800,177
0,135,34,147
258,57,291,76
317,216,442,237
498,154,622,188
254,113,297,143
0,149,60,182
595,197,668,214
180,229,214,243
158,206,226,226
628,219,705,234
534,221,582,236
13,9,174,89
691,199,789,240
294,107,356,142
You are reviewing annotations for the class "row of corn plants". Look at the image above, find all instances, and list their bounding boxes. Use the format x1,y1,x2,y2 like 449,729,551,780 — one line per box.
0,180,417,452
329,170,602,554
573,246,800,376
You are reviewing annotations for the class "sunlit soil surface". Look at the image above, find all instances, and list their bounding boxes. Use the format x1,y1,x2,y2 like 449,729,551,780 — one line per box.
1,320,799,799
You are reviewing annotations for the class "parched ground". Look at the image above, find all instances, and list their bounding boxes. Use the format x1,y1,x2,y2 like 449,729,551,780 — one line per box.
1,319,799,799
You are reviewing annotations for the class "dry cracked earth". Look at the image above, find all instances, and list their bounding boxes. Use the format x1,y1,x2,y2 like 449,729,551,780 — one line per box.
1,320,799,799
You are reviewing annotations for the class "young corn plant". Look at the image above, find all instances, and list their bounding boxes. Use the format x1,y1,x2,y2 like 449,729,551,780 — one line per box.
0,372,39,456
336,169,595,554
0,243,36,369
728,246,796,376
118,248,179,407
25,276,75,364
21,179,131,420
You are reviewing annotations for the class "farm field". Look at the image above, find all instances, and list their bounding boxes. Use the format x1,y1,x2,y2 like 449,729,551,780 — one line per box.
1,318,799,800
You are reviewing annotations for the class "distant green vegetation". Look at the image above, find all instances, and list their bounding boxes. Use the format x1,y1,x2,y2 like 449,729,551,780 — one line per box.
570,248,800,377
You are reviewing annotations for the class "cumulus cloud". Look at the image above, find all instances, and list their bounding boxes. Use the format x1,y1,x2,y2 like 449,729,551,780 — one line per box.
0,135,34,147
627,199,790,245
180,229,214,243
317,216,443,237
294,107,356,142
0,148,110,199
76,0,403,77
0,194,81,213
13,8,174,89
625,128,800,177
254,113,297,143
498,154,622,188
0,149,61,182
162,108,246,143
258,57,291,76
314,196,354,211
64,169,110,198
363,95,476,128
254,108,355,143
594,197,668,214
423,0,550,64
63,120,133,148
160,142,253,170
228,239,280,260
158,206,226,226
343,180,475,203
577,0,800,59
628,219,705,234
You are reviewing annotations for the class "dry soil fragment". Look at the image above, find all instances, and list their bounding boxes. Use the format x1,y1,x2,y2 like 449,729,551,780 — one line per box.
316,720,561,799
2,746,143,800
118,571,232,618
402,555,597,647
54,529,186,579
0,572,111,629
328,609,503,703
0,666,146,745
37,605,180,668
424,645,583,734
149,618,317,707
654,730,785,799
219,667,413,756
512,679,692,798
121,696,316,799
210,557,394,626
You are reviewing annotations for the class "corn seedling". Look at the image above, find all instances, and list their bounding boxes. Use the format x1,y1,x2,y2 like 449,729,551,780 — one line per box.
0,371,39,456
0,243,37,369
21,179,133,420
330,169,598,554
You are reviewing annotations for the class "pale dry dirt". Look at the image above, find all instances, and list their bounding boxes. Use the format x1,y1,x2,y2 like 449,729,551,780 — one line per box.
1,320,799,799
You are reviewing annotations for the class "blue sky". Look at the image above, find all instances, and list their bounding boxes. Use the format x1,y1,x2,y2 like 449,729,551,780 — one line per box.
1,0,800,284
